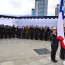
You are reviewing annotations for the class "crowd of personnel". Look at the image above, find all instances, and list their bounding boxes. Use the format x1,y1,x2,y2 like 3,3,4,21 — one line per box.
0,25,52,41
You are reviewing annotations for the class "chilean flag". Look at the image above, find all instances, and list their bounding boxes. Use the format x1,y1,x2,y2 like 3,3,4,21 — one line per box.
57,0,65,49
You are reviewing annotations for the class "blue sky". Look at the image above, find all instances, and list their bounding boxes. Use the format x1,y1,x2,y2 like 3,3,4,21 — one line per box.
0,0,60,16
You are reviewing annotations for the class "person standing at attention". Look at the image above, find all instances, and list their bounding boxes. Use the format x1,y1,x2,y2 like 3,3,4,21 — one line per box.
51,27,59,63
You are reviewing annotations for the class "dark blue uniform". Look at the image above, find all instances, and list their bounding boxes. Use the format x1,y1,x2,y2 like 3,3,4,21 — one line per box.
51,34,59,61
60,45,65,60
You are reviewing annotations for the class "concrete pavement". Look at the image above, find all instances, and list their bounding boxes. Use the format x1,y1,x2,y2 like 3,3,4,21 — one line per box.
0,39,64,65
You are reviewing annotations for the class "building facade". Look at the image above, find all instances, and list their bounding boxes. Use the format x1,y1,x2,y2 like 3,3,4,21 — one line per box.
35,0,48,16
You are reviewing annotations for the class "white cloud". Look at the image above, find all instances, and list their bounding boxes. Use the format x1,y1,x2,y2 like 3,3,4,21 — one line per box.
0,0,60,16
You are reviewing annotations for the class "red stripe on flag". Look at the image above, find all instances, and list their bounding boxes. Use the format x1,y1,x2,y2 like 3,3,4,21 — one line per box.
56,36,64,41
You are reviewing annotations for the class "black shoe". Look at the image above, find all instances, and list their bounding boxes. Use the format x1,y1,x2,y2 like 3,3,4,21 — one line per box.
51,59,58,63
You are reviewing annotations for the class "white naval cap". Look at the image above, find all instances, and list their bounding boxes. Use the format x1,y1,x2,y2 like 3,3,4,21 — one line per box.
52,27,57,30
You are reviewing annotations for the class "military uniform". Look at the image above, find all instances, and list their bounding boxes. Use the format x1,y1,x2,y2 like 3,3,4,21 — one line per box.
39,28,44,40
51,33,59,62
35,27,39,40
44,28,48,41
4,26,8,38
25,26,29,39
16,27,21,38
60,44,65,60
29,26,34,39
8,26,12,38
51,27,59,62
16,26,19,38
1,25,4,39
12,25,16,38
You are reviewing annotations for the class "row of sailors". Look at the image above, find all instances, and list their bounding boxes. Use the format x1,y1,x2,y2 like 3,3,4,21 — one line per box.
0,25,52,41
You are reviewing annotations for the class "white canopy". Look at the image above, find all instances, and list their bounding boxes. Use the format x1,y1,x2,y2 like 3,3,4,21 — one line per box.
0,18,65,28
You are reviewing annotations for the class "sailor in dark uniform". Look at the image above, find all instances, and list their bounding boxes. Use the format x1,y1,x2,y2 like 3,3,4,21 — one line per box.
51,27,59,63
60,33,65,60
60,45,65,60
59,28,65,60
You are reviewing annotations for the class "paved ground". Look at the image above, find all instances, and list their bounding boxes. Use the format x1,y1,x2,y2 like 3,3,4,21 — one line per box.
0,38,64,65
